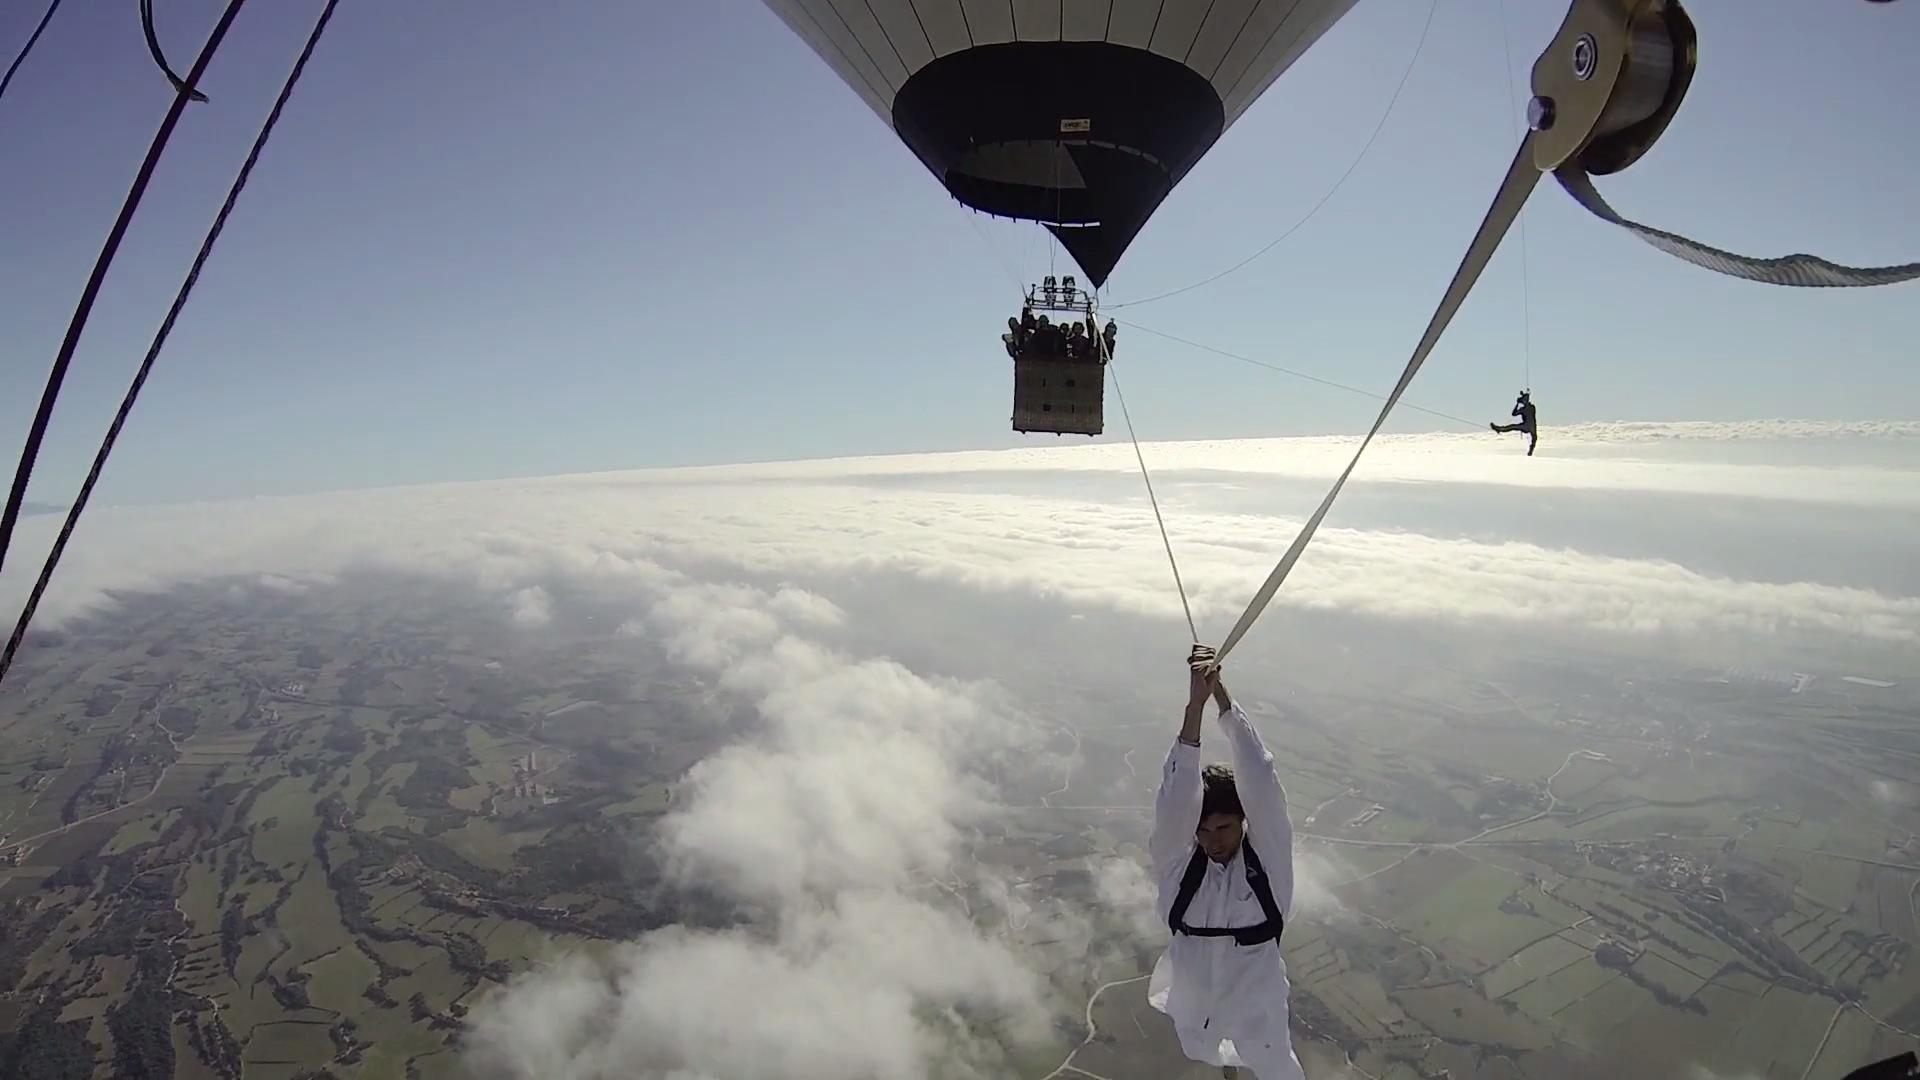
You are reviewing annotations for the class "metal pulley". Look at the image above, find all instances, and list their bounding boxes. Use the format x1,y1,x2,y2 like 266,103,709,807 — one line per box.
1526,0,1697,176
1525,0,1919,287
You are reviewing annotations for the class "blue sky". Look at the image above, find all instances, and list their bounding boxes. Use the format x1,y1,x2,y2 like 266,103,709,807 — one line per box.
2,0,1916,506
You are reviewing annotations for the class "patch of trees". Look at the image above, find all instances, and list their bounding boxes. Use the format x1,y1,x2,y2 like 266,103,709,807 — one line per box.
0,995,98,1080
184,1012,244,1080
339,662,389,706
322,722,366,756
217,780,268,842
219,845,247,892
71,871,182,962
105,948,177,1079
1290,990,1366,1055
318,829,484,987
171,783,246,841
0,901,63,994
84,686,122,719
393,756,474,816
1592,941,1706,1014
23,628,69,651
353,721,477,823
39,833,110,892
511,822,635,893
220,901,251,974
566,744,652,786
160,704,200,737
1593,900,1706,963
268,969,313,1011
1673,896,1827,996
401,833,494,888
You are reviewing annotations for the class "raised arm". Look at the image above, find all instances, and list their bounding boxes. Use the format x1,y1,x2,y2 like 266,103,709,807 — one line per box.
1213,690,1296,916
1150,730,1204,893
1149,654,1213,901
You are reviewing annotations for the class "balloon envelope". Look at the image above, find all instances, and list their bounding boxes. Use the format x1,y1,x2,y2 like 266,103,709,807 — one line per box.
761,0,1365,286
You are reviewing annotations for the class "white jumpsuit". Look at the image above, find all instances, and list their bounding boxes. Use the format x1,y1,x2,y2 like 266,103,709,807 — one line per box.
1146,702,1305,1080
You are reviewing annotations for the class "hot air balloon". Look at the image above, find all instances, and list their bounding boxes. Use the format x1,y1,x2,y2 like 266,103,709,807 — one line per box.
759,0,1364,289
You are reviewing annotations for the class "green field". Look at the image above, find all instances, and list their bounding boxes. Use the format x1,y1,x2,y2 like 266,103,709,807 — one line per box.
0,576,730,1079
1090,659,1920,1080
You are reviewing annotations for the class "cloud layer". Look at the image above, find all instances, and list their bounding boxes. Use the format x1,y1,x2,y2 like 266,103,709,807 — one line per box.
4,423,1915,657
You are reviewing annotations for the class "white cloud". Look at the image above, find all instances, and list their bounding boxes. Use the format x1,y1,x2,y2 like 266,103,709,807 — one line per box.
509,585,553,627
460,564,1055,1078
464,898,1048,1080
3,426,1913,654
527,420,1920,509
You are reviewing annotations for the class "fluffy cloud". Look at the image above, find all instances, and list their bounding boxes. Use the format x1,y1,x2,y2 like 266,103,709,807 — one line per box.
461,561,1057,1079
509,585,554,627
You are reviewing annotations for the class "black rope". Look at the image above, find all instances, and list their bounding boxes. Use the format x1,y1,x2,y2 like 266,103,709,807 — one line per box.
1115,318,1486,431
0,0,244,585
1106,0,1439,311
0,0,336,688
141,0,210,102
1,0,220,108
0,0,63,105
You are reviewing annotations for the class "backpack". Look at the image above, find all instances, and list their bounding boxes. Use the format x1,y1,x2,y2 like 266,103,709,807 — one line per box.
1167,838,1285,947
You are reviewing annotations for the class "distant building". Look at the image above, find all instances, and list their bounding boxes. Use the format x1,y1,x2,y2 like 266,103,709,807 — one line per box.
1345,805,1383,827
1723,667,1812,694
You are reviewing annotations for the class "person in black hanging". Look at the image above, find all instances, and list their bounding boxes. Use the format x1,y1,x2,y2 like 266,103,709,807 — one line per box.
1489,389,1538,456
1146,646,1305,1080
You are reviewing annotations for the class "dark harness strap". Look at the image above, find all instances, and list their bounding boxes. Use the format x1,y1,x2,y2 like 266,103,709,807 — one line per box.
1168,839,1285,947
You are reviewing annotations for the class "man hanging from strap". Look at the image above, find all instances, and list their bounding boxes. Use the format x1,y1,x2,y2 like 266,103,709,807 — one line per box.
1489,389,1538,456
1147,645,1304,1080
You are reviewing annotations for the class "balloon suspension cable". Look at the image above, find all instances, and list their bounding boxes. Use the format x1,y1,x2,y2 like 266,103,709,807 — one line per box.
963,211,1030,297
1105,337,1199,645
3,0,219,108
1114,319,1486,431
1108,0,1439,312
140,0,212,102
0,0,337,689
1492,0,1536,390
0,0,246,585
0,0,63,104
1208,0,1920,666
1048,150,1062,281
